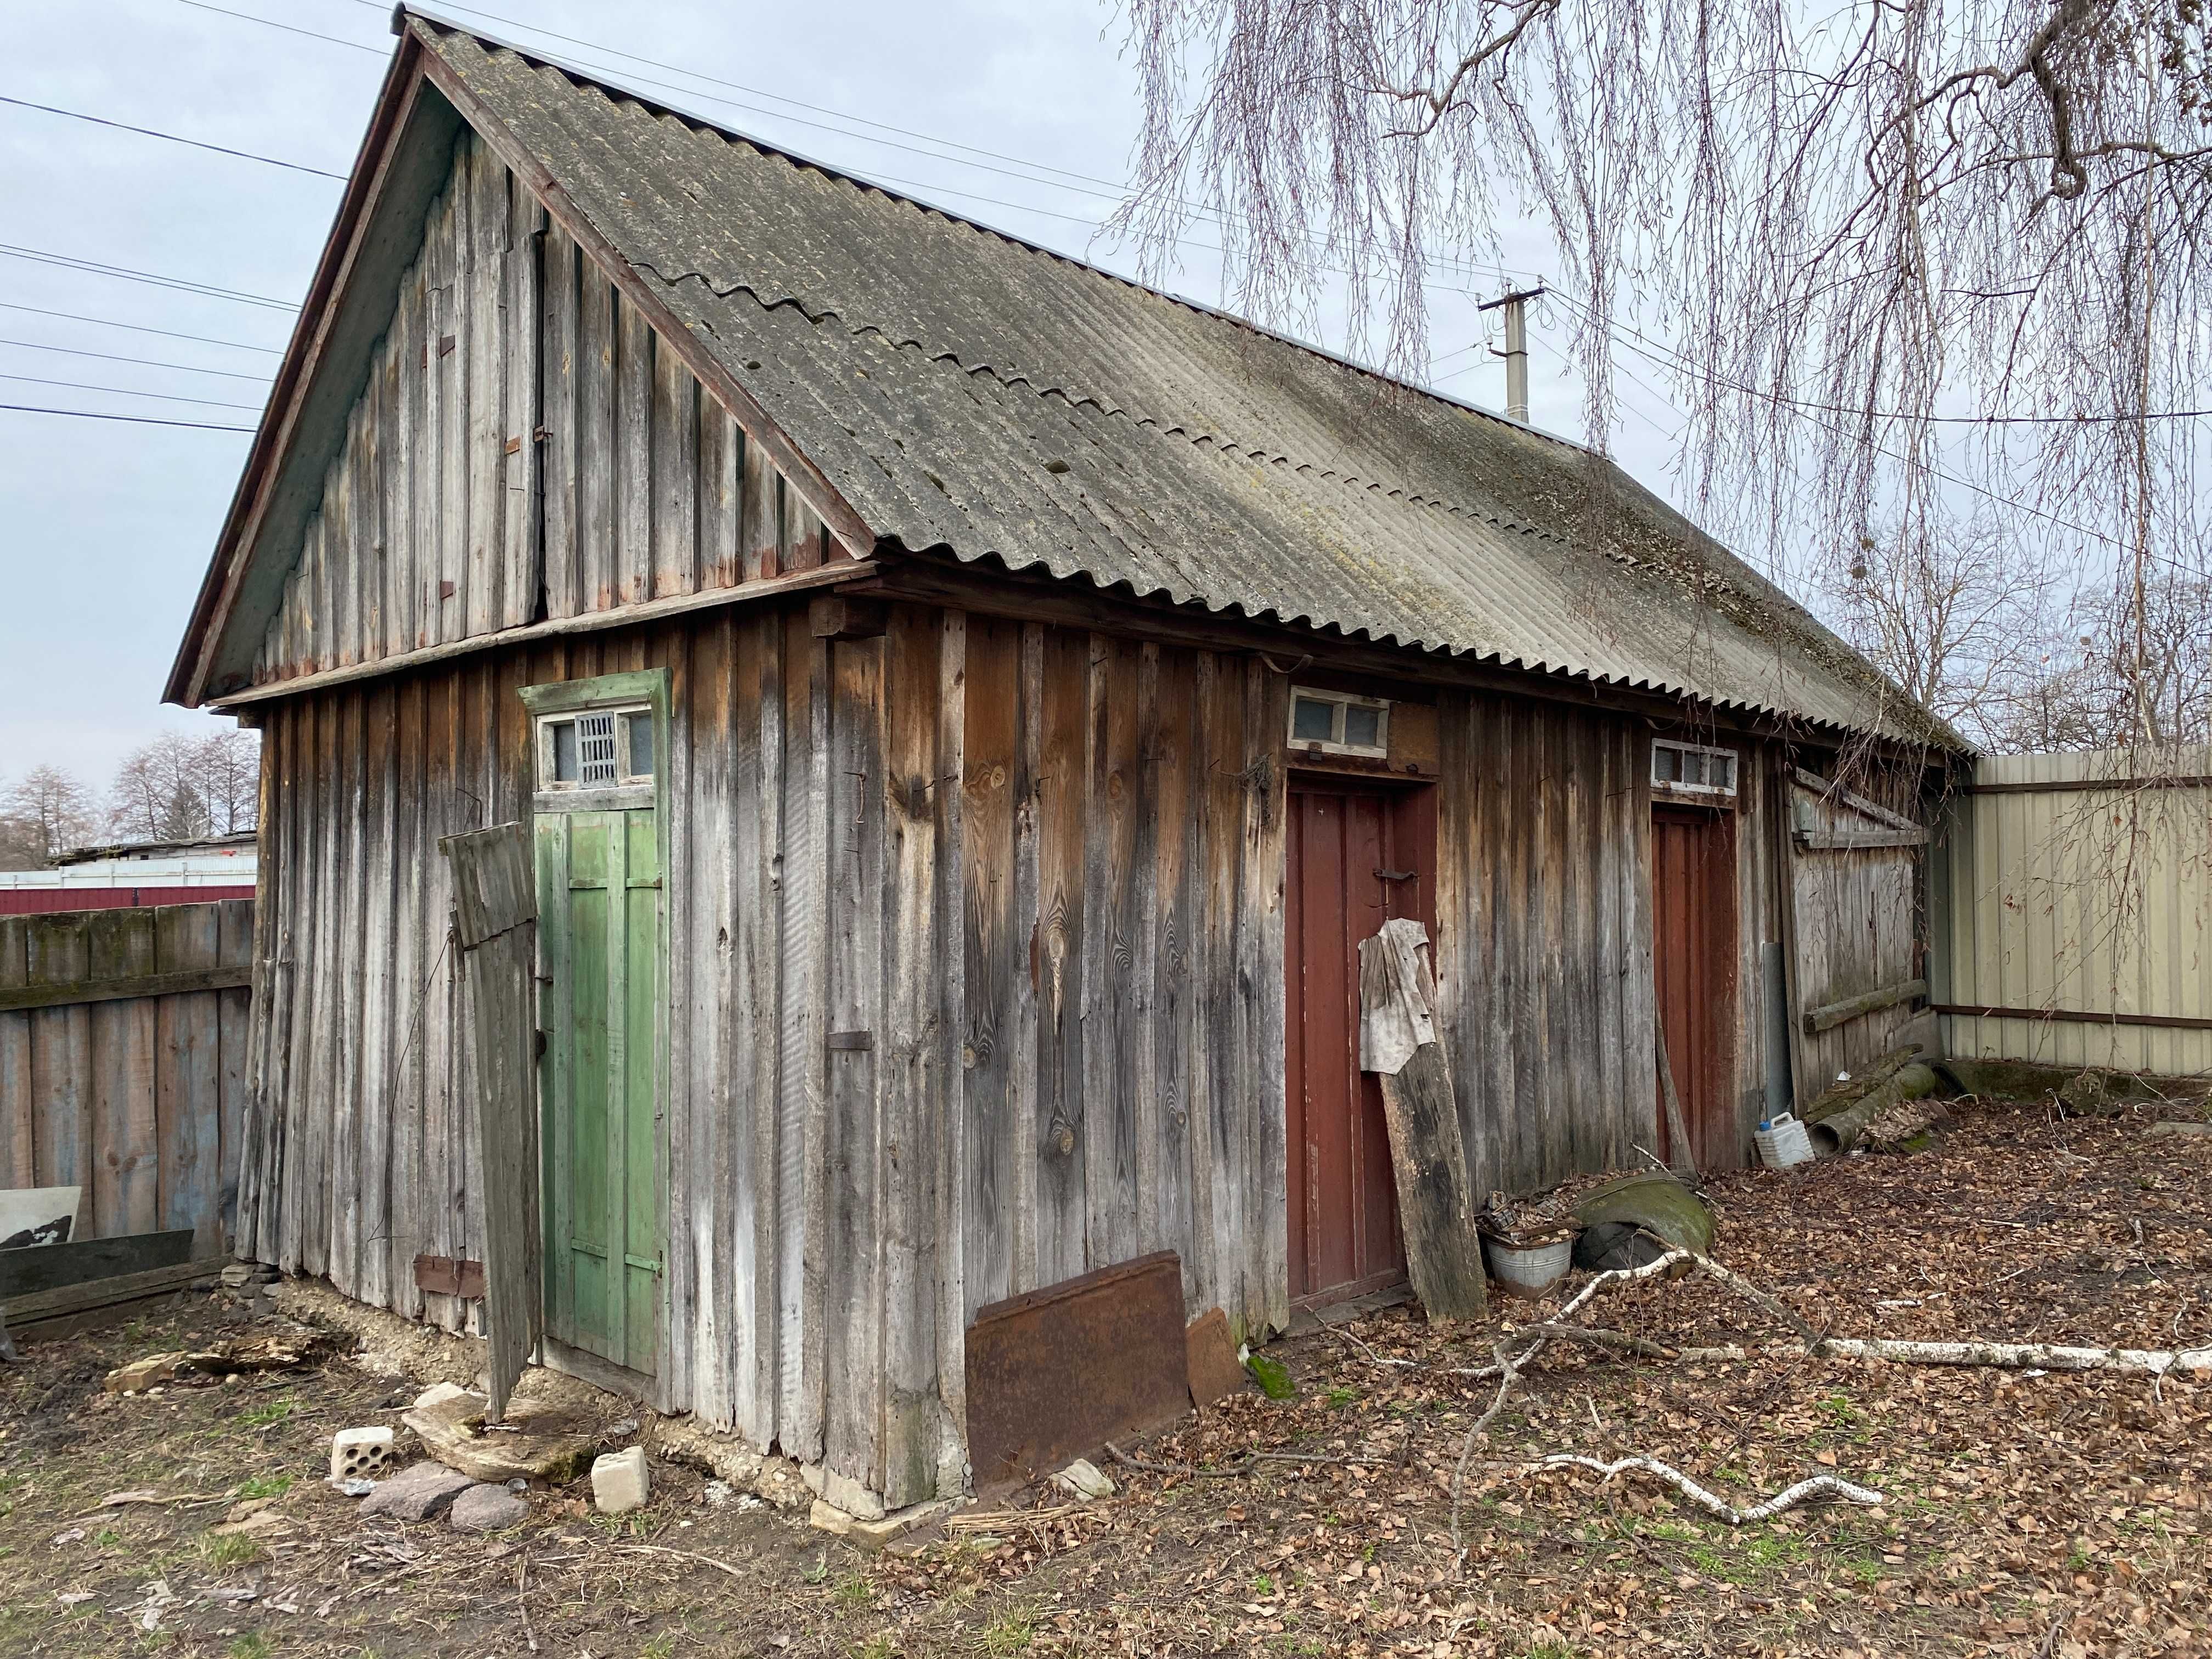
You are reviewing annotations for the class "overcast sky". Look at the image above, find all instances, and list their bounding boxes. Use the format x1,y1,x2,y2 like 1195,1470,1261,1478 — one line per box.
0,0,1692,795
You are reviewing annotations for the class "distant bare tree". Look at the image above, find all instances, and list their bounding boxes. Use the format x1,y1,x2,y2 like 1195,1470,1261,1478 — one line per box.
195,729,261,835
0,765,101,868
107,729,261,844
1114,0,2211,733
1819,516,2065,751
1990,567,2212,752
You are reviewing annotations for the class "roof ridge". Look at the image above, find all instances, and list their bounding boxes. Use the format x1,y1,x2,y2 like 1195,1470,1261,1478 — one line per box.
408,9,1599,455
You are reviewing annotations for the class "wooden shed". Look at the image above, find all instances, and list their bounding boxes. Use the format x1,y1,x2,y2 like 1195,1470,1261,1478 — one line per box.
165,13,1962,1514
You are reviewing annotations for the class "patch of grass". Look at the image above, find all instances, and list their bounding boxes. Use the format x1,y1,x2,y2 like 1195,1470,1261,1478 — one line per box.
239,1397,295,1430
855,1637,896,1659
1251,1574,1276,1596
200,1532,266,1570
224,1637,273,1659
1275,1639,1325,1656
1743,1533,1808,1571
1645,1520,1702,1543
95,1529,122,1548
832,1573,872,1609
1817,1391,1869,1430
640,1634,676,1659
981,1607,1037,1656
233,1473,293,1501
1841,1554,1884,1587
1523,1641,1580,1659
1324,1386,1359,1408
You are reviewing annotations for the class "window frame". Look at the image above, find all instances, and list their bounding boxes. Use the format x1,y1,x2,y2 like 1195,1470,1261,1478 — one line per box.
520,669,670,815
1651,737,1740,800
1286,686,1392,759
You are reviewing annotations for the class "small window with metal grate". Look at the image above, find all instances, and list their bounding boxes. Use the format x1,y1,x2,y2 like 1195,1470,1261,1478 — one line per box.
538,706,654,794
1652,738,1738,797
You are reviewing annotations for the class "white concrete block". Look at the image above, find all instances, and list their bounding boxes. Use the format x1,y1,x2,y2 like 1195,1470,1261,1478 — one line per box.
591,1446,650,1515
331,1425,397,1482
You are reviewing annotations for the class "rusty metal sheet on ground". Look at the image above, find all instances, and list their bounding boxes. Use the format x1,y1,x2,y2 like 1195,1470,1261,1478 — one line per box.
964,1250,1188,1493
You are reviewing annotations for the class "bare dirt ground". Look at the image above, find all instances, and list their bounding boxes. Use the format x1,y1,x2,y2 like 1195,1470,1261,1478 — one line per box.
4,1089,2209,1659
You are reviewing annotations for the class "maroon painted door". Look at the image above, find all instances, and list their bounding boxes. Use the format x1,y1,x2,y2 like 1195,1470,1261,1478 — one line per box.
1651,805,1741,1170
1285,781,1434,1306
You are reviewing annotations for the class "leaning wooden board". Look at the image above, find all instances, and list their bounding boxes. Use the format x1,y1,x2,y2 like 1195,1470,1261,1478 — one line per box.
3,1257,227,1338
0,1228,194,1300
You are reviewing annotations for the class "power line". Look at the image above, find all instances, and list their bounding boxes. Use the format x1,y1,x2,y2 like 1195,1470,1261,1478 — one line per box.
0,401,253,431
0,301,283,353
0,244,298,310
176,0,381,54
0,336,273,381
0,371,267,410
177,0,1527,296
0,94,348,179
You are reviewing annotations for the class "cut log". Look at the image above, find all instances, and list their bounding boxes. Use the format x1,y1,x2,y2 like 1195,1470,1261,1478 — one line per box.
1358,919,1487,1321
1807,1062,1938,1154
1799,1047,1925,1125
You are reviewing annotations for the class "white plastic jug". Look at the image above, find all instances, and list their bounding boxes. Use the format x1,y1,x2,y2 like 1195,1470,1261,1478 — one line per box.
1754,1112,1813,1169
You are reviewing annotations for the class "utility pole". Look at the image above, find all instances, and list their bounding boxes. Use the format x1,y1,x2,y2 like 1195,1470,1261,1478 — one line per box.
1477,286,1545,422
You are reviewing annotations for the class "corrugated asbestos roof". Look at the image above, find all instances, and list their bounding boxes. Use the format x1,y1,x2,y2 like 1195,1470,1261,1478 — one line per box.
419,19,1957,749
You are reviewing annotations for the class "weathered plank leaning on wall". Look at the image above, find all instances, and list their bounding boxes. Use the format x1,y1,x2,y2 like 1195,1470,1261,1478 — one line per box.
0,900,253,1252
1931,746,2212,1074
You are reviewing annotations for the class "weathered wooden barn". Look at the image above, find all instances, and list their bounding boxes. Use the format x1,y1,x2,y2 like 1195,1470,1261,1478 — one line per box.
165,13,1960,1512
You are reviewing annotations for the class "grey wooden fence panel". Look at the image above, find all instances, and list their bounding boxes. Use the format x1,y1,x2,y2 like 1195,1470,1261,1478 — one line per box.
0,899,255,1251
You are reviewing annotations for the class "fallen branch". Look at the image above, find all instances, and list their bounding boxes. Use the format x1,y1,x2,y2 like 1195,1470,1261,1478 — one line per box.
611,1544,751,1581
1810,1336,2212,1375
1532,1453,1885,1523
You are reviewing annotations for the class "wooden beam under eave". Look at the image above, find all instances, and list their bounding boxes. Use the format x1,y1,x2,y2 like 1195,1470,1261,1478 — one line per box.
852,554,1946,760
208,559,877,710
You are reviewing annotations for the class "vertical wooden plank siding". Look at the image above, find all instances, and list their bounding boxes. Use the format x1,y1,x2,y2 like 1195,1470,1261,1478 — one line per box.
1430,692,1661,1197
250,139,804,692
0,899,256,1249
232,588,1801,1508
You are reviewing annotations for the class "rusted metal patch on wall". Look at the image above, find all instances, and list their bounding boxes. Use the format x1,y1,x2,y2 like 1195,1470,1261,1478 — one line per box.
963,1250,1188,1493
413,1254,486,1299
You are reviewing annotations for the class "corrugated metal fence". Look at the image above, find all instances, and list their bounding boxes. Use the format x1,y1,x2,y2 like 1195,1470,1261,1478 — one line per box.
0,899,254,1250
1932,747,2212,1076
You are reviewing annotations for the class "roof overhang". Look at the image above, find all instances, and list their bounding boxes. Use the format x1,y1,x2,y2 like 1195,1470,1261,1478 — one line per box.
165,29,460,706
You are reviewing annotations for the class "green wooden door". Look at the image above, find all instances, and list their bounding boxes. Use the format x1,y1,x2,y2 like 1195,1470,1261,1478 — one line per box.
526,678,668,1378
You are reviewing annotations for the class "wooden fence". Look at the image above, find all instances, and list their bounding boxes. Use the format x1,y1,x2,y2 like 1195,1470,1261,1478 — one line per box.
1931,747,2212,1076
0,899,255,1251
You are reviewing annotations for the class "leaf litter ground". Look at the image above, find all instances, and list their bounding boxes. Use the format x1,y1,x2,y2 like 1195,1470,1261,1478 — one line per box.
2,1090,2207,1658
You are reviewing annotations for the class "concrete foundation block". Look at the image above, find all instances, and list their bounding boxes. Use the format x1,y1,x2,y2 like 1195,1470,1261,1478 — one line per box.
591,1446,650,1515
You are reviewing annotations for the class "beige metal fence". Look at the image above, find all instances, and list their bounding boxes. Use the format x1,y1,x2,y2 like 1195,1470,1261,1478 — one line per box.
1931,747,2212,1076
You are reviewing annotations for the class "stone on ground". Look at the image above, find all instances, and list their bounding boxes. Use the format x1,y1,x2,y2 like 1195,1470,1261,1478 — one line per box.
808,1496,959,1551
359,1462,477,1522
448,1483,530,1533
591,1446,650,1515
1185,1307,1246,1407
1051,1458,1115,1500
402,1389,595,1484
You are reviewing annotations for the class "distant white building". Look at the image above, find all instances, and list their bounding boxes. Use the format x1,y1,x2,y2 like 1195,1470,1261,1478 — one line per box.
0,832,256,916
